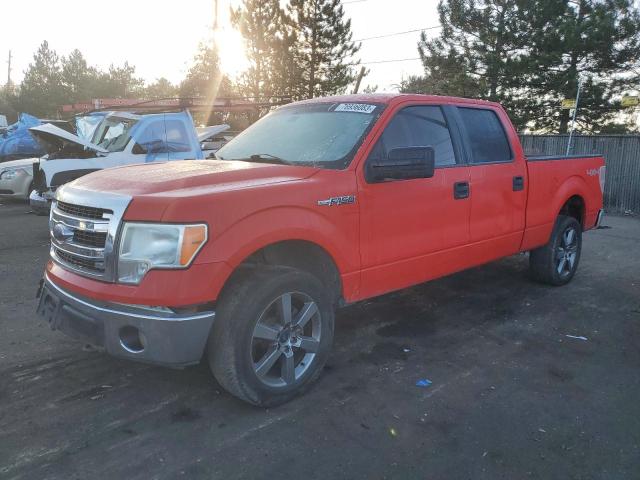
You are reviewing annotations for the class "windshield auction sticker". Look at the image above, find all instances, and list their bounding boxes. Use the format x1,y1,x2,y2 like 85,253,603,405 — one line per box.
334,103,377,114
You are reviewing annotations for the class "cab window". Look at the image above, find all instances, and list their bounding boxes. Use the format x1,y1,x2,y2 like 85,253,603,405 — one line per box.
457,107,512,163
368,106,457,167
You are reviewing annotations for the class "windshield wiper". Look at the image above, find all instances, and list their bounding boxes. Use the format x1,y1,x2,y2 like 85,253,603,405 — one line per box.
223,153,292,165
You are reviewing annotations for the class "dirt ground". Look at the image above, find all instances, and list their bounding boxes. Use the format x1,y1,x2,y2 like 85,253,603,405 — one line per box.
1,200,639,480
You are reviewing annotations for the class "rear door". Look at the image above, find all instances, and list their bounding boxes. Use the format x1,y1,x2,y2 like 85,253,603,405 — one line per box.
130,118,199,162
130,120,169,163
455,106,526,253
357,103,471,298
164,119,198,161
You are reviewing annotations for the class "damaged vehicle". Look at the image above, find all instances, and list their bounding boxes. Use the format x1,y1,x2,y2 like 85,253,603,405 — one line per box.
0,158,35,200
197,124,234,158
0,115,74,201
29,110,208,214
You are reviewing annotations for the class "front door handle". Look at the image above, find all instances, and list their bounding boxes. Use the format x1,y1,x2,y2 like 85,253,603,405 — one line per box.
453,181,470,200
513,176,525,191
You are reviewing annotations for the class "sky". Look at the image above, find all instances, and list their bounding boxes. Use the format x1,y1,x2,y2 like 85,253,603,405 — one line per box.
1,0,440,93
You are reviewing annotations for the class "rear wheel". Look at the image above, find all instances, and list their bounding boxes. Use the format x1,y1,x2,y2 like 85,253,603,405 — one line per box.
529,215,582,286
208,266,334,406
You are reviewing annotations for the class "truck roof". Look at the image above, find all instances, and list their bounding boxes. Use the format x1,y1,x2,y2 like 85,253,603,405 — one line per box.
292,93,502,108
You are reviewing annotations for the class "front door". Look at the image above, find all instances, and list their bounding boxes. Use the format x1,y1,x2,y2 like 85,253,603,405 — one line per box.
357,104,471,299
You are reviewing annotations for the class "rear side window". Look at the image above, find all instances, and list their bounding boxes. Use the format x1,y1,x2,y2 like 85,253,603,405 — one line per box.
134,120,192,154
164,120,191,153
134,121,165,154
458,108,512,163
369,105,457,167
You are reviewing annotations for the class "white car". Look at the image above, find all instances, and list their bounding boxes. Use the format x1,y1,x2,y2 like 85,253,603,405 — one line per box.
0,157,37,200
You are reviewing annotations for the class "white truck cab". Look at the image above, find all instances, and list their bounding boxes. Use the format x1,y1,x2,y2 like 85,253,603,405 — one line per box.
30,110,206,214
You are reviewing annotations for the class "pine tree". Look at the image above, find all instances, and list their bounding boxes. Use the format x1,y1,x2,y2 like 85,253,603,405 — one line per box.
407,0,640,133
18,41,65,117
231,0,292,100
0,86,18,123
523,0,640,133
403,0,533,129
288,0,360,99
100,62,145,98
144,78,179,100
61,49,99,103
179,42,233,99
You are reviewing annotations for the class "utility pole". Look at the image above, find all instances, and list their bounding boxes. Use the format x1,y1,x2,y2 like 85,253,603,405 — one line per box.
566,76,583,156
213,0,219,29
352,66,366,94
6,50,12,88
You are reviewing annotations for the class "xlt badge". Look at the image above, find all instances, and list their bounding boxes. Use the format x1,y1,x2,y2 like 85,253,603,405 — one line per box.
317,195,356,207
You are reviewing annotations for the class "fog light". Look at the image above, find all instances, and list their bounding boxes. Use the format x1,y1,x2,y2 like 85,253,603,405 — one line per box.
119,326,146,353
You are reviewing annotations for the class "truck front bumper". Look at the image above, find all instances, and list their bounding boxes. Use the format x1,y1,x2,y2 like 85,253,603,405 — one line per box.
37,274,216,367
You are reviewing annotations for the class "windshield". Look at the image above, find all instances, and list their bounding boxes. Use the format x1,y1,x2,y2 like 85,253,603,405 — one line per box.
76,113,107,141
216,102,383,169
91,117,138,152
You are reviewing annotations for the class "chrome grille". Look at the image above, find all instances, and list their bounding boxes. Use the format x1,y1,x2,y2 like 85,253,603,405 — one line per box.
55,248,106,271
50,203,111,278
49,186,131,282
73,230,108,248
57,201,112,220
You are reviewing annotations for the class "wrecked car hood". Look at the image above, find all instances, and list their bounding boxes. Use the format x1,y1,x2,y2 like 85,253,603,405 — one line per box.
29,123,109,155
197,124,231,142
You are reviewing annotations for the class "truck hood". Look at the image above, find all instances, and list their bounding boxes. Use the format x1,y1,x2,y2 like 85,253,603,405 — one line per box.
68,160,319,197
29,123,109,155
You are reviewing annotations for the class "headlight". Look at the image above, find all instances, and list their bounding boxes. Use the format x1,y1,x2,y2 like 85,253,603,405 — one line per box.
117,223,207,284
0,168,26,180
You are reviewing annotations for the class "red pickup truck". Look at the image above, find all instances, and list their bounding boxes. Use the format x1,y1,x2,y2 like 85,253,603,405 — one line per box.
37,94,605,406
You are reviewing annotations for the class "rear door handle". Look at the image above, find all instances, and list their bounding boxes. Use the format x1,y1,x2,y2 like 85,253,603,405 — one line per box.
453,181,469,199
513,176,525,191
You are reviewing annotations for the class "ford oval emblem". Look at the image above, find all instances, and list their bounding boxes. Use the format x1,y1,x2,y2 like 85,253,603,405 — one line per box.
52,223,74,242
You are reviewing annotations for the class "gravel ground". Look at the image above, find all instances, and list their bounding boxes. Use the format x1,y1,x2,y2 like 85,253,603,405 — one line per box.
1,199,639,480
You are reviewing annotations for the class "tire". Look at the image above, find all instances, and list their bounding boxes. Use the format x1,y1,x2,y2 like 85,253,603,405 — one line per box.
529,215,582,286
208,265,335,407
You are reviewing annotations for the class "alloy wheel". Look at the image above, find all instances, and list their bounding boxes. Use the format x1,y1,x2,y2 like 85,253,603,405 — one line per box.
555,226,579,277
251,292,322,388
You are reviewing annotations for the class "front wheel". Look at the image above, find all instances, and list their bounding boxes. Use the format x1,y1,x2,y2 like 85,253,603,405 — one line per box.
529,215,582,286
208,266,335,406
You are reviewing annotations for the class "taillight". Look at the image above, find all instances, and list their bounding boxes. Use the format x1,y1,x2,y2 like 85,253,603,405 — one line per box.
598,166,606,193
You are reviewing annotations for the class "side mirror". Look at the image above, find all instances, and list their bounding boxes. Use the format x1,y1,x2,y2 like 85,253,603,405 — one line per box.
367,146,435,183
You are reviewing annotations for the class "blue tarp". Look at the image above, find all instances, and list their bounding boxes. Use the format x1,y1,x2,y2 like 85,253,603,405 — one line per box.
0,113,44,160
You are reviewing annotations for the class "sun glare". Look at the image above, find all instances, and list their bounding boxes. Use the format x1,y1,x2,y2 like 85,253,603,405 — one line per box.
214,27,250,78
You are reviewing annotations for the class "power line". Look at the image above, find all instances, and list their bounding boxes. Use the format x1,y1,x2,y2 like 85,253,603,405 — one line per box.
359,57,422,65
354,26,441,42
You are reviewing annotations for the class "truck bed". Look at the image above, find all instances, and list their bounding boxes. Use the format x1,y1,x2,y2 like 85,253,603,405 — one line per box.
522,153,605,251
